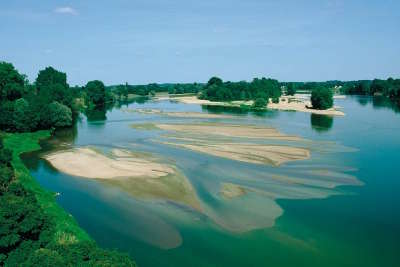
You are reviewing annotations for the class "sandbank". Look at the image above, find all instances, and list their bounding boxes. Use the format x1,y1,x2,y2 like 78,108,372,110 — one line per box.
154,123,302,141
44,147,201,210
160,141,310,166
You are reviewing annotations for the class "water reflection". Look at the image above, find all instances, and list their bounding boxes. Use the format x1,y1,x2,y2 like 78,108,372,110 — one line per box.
85,108,107,121
353,95,400,113
310,114,334,133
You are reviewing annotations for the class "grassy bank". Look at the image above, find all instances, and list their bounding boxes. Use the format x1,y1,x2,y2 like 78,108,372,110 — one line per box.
2,131,136,266
3,131,91,244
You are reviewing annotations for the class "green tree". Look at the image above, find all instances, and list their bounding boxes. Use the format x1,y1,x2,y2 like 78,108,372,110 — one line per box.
286,83,296,96
13,99,37,132
207,77,223,87
252,98,267,109
0,62,26,101
311,87,333,110
41,102,72,128
85,80,106,107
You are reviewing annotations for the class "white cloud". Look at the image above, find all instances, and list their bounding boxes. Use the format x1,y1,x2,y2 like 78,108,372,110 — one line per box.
54,6,78,16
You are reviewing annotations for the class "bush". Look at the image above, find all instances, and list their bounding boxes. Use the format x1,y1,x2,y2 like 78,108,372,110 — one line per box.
253,98,267,108
286,84,296,96
311,87,333,110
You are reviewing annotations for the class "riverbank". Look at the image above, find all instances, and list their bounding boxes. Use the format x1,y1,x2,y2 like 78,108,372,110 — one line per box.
2,132,136,266
3,131,91,244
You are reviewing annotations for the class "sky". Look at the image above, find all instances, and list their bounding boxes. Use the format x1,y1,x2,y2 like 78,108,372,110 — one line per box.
0,0,399,85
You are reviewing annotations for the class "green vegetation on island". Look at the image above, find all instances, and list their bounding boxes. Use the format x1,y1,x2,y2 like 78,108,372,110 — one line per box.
199,76,281,104
311,87,334,110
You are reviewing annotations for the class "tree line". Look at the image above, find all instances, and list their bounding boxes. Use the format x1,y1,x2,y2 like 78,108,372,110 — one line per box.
199,77,282,103
0,62,113,132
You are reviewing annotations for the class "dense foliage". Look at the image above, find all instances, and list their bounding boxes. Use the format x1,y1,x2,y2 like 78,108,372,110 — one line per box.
85,80,106,108
0,63,75,132
286,83,296,96
311,87,333,110
0,136,136,266
200,76,281,102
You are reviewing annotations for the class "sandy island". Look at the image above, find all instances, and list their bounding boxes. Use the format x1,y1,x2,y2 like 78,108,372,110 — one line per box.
268,96,345,116
154,123,302,141
170,95,345,116
44,147,201,210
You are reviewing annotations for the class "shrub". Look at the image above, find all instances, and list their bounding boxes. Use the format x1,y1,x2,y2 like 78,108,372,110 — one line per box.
253,98,267,108
311,87,333,110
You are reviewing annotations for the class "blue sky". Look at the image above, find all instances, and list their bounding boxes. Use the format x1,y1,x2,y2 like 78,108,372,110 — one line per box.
1,0,399,85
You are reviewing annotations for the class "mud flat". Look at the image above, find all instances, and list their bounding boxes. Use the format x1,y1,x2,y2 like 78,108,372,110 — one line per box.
44,147,201,210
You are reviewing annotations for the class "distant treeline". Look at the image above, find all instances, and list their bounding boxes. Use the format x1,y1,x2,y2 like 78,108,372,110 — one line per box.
283,78,400,99
199,77,282,102
108,82,204,99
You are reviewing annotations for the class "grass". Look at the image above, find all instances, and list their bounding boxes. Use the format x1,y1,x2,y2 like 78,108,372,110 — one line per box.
3,131,91,245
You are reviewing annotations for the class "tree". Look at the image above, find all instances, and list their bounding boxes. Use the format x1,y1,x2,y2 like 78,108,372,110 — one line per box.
85,80,106,107
0,62,26,101
36,67,68,91
35,67,74,112
286,83,296,96
41,102,72,128
253,98,267,109
311,87,333,110
207,77,223,87
13,99,37,132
